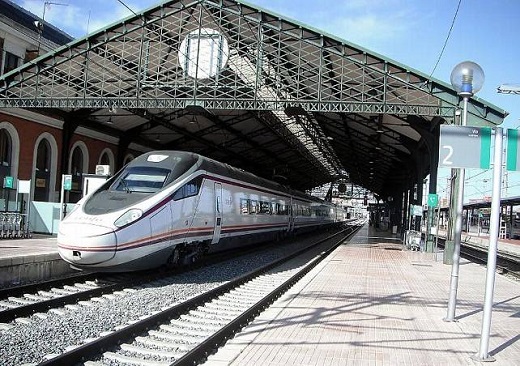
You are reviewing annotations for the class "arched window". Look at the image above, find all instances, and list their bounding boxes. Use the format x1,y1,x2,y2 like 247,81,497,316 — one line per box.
71,146,84,176
0,128,11,169
36,139,51,172
0,129,12,210
98,148,115,175
100,152,110,165
34,139,51,201
69,144,87,203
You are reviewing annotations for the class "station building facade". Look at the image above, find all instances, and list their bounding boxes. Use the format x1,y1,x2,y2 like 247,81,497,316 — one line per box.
0,1,141,210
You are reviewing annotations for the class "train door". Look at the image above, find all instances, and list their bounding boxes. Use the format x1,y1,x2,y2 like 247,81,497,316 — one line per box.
211,182,223,244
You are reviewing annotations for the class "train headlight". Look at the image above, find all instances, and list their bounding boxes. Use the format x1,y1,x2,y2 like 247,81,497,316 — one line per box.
114,209,143,228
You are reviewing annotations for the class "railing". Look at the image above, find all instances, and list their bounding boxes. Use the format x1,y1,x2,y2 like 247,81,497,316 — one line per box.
0,212,30,238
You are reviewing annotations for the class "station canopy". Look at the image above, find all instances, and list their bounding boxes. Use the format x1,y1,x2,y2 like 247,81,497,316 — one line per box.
0,0,507,197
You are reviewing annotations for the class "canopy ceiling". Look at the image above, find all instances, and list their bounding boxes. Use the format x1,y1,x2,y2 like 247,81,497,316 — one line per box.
0,0,507,197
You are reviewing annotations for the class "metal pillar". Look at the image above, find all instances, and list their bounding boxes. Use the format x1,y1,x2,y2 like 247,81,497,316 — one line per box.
444,169,457,264
444,96,469,321
472,127,503,361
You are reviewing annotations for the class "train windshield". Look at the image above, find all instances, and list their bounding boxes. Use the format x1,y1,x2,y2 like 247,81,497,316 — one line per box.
112,166,170,193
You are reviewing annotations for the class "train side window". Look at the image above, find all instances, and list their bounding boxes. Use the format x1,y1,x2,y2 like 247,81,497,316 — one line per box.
260,201,271,214
240,199,249,214
173,176,203,201
279,204,287,215
250,200,259,214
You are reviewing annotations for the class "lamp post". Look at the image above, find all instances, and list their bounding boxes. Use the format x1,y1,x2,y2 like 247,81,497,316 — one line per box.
445,61,484,322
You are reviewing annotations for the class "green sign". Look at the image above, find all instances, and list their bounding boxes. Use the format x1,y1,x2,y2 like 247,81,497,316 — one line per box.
507,129,520,171
3,176,13,189
63,175,72,191
427,193,438,207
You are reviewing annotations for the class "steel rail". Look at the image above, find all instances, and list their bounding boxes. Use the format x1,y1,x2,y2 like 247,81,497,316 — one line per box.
0,273,99,299
436,238,520,280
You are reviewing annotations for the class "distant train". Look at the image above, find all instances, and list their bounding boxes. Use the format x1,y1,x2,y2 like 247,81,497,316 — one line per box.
57,151,350,271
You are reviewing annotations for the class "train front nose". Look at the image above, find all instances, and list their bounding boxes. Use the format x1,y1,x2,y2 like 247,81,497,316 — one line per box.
57,223,117,265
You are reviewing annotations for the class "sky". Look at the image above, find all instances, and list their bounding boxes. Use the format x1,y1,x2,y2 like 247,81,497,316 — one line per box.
12,0,520,202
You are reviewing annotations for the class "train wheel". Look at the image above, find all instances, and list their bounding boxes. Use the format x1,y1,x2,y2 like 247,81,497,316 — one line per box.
166,248,180,268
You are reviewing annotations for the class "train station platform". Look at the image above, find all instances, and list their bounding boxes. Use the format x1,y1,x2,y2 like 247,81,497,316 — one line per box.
0,235,74,288
204,225,520,366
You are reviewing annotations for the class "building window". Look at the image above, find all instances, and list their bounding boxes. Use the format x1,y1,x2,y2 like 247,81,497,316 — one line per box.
34,139,51,201
0,129,12,210
100,151,110,166
71,146,84,176
36,139,51,172
0,129,11,168
2,51,20,75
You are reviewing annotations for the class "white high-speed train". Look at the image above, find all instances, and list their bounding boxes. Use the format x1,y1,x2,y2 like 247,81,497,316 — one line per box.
57,151,349,271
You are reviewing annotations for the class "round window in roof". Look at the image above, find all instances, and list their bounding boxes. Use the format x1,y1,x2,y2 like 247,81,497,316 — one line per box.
178,28,229,79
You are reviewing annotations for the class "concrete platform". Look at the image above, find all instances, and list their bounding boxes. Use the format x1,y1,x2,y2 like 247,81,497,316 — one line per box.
204,225,520,366
0,235,74,288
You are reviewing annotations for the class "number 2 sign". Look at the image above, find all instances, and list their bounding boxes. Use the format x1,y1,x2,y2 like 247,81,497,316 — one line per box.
439,125,491,169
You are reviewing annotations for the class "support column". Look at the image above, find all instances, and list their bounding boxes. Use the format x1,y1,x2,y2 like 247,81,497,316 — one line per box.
60,116,79,179
116,135,131,171
444,169,457,264
426,123,440,252
415,178,424,232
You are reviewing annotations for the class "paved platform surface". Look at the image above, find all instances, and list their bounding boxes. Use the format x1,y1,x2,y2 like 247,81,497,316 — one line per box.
0,235,74,288
0,234,58,260
204,225,520,366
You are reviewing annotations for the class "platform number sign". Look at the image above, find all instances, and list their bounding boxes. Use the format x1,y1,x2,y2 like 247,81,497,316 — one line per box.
439,125,491,169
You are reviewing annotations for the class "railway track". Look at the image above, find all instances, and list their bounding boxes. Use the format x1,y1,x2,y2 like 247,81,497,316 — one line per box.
0,273,142,325
437,238,520,280
0,228,332,325
35,224,361,365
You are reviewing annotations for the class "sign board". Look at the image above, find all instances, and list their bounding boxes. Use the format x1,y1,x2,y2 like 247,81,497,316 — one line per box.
63,175,72,191
18,180,31,194
3,176,13,189
82,174,108,196
410,205,423,217
439,125,491,169
506,129,520,171
427,193,438,207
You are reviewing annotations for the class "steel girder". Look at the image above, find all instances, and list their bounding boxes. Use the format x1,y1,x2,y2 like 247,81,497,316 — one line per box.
0,0,505,123
0,0,508,196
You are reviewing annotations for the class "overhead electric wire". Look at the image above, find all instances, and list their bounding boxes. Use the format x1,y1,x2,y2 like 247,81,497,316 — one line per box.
429,0,462,79
116,0,137,16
